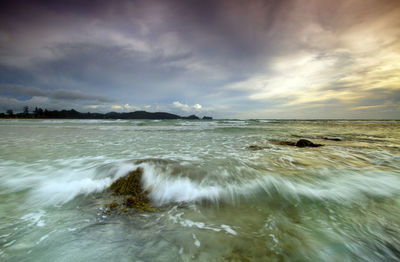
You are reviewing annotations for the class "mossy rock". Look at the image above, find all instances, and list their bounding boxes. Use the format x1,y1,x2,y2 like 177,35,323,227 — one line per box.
110,168,145,195
271,139,323,148
109,201,119,209
295,139,323,148
125,196,156,212
277,141,296,146
108,167,156,212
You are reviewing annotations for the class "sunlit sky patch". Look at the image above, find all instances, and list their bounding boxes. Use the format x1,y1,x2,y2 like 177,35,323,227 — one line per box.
0,0,399,119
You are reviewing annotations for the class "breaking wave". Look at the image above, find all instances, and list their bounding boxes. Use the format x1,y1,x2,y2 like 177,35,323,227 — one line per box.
1,157,399,208
138,160,400,206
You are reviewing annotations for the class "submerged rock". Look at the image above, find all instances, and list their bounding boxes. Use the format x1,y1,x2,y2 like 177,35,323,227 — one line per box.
323,136,342,141
278,141,296,146
108,167,155,212
295,139,323,148
109,201,119,209
270,139,323,148
247,145,264,150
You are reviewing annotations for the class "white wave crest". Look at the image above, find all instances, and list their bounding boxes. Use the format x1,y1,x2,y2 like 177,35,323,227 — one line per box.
140,163,221,205
3,158,399,208
138,162,400,206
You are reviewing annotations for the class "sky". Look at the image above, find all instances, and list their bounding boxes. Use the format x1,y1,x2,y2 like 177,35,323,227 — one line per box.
0,0,399,119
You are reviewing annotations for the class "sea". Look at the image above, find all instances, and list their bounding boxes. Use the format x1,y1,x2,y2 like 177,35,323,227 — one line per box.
0,119,399,261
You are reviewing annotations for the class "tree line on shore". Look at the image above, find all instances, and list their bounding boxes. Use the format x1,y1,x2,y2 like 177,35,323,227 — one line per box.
0,106,212,120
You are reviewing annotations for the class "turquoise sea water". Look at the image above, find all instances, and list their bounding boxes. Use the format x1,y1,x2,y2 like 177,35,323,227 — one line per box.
0,119,400,261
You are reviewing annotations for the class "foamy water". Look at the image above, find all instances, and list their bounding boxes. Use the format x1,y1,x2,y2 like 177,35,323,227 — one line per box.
0,119,400,261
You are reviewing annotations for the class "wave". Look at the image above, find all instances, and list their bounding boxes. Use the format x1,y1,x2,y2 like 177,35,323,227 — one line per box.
2,158,399,207
140,162,221,205
137,160,400,206
0,158,137,206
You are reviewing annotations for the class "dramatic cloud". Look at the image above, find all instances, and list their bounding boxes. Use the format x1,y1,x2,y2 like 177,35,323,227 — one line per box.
0,0,399,118
0,84,114,102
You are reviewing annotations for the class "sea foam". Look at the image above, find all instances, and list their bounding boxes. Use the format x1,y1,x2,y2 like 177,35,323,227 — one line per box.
2,157,399,208
137,161,400,206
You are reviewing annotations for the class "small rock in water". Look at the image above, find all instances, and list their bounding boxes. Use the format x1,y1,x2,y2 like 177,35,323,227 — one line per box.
278,141,296,146
247,145,264,150
269,139,322,148
109,201,119,209
269,140,296,146
323,136,342,141
295,139,323,148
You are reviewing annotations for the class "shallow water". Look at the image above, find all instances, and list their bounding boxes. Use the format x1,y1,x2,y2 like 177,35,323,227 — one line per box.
0,119,400,261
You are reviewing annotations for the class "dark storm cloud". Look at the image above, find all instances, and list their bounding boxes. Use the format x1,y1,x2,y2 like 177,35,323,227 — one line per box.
0,0,295,110
0,0,290,70
0,84,114,102
31,42,199,101
0,0,399,118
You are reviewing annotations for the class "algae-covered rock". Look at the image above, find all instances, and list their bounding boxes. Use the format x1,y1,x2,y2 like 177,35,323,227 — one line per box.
108,167,155,212
270,139,322,148
295,139,323,148
278,141,296,146
109,201,119,209
125,196,153,211
110,168,144,195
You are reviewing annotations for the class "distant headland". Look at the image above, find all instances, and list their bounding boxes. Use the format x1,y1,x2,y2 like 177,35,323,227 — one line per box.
0,107,213,120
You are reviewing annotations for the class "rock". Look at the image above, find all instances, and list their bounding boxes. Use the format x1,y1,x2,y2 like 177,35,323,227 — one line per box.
109,167,155,212
295,139,323,148
109,201,119,209
278,141,296,146
323,136,342,141
202,116,213,120
125,196,151,210
269,140,295,146
268,139,323,148
125,196,136,207
247,145,264,150
110,168,144,195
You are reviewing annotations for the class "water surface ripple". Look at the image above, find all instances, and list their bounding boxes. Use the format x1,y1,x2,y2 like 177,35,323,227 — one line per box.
0,119,399,261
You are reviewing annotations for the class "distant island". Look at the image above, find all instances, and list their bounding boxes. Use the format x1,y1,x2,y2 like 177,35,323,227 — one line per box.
0,107,212,120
